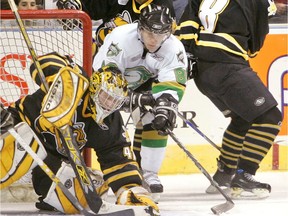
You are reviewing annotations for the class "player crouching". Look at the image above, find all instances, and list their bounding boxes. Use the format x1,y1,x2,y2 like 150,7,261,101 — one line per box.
0,52,159,215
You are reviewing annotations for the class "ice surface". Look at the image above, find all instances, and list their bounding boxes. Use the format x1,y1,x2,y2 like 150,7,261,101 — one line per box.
1,171,287,216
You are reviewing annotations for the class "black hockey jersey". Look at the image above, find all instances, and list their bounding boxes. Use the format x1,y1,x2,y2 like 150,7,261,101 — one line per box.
175,0,276,63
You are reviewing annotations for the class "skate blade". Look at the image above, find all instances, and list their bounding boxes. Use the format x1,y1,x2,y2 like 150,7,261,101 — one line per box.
231,187,270,200
205,184,231,195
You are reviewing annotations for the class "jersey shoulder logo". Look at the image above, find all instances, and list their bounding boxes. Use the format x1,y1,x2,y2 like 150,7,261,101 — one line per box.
107,42,122,57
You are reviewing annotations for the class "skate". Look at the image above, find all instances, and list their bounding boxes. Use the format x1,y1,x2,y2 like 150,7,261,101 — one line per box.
142,170,163,203
206,161,234,194
230,169,271,199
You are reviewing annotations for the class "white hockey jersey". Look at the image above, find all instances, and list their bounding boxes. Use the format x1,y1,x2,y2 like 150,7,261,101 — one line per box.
92,23,187,101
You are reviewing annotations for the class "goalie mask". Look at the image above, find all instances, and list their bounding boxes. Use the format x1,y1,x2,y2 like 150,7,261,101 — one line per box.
89,66,128,124
138,3,174,53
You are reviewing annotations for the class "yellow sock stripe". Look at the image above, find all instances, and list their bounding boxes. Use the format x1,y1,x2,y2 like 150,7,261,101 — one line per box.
102,161,139,175
105,170,141,186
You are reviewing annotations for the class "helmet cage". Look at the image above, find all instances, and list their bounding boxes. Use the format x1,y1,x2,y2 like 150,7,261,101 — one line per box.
89,66,127,124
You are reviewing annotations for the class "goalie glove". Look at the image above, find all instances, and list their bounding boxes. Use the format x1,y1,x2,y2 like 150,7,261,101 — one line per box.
116,186,160,216
122,92,155,113
0,103,14,135
152,93,178,136
56,0,82,10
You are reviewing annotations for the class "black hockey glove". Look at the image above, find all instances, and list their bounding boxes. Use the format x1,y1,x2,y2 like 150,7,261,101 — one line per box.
0,103,14,135
187,52,198,79
122,91,155,113
56,0,82,30
56,0,82,10
152,94,178,136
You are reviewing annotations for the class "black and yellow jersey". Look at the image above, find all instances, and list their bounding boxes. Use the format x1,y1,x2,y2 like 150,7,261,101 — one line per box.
175,0,276,63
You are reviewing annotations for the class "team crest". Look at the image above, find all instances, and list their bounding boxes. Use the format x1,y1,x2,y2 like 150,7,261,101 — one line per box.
177,51,185,64
107,42,122,57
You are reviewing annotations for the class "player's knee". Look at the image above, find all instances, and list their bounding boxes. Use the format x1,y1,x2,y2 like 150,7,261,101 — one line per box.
254,106,282,125
228,116,251,135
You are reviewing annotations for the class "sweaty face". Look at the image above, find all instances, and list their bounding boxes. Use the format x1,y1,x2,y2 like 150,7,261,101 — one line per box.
17,0,37,10
140,27,170,53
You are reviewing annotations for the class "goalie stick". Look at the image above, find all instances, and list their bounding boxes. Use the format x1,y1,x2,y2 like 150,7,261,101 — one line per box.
166,128,234,215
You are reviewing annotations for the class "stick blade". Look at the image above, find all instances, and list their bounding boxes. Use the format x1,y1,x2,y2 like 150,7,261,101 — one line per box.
211,201,234,215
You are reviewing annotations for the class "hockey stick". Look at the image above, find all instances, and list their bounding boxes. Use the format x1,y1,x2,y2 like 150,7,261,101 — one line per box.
7,0,103,213
166,128,234,215
177,111,221,151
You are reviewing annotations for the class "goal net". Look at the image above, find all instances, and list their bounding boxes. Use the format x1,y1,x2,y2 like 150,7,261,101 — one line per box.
0,9,92,202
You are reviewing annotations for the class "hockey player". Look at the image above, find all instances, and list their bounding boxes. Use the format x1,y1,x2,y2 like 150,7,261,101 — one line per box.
93,4,187,201
0,52,159,215
56,0,175,56
175,0,282,199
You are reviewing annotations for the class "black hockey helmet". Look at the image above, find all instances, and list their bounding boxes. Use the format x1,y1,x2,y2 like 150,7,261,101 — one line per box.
139,3,174,34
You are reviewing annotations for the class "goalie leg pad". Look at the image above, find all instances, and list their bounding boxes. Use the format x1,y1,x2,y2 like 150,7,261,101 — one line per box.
44,162,107,214
0,122,47,189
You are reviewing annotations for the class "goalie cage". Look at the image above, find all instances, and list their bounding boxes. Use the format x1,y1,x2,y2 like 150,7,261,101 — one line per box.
0,9,93,202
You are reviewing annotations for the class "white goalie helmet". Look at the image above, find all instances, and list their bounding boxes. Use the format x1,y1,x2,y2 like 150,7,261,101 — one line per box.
89,66,128,125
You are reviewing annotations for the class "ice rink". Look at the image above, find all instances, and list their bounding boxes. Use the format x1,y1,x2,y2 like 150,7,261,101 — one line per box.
1,171,287,216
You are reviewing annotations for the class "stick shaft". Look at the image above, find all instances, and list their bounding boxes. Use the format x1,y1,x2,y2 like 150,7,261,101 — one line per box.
167,129,234,214
177,111,221,151
7,0,49,92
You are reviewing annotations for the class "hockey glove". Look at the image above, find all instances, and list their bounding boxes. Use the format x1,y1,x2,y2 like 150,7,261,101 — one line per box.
56,0,82,30
152,94,178,136
56,0,82,10
187,52,198,79
0,103,14,135
122,91,155,113
116,186,160,215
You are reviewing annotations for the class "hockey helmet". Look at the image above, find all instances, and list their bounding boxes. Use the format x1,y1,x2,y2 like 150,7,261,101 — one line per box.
139,3,174,34
89,66,128,124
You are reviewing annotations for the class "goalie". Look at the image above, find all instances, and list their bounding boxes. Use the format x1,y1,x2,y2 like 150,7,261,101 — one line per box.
0,52,159,215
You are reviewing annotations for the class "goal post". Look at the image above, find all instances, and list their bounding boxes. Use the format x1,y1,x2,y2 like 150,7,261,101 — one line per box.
0,9,93,167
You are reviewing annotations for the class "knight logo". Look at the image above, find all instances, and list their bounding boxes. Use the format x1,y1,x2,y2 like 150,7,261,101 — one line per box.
72,122,87,149
254,97,265,106
107,42,122,57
